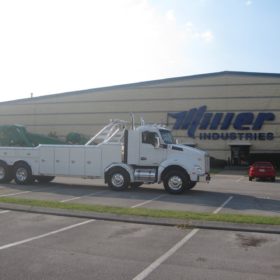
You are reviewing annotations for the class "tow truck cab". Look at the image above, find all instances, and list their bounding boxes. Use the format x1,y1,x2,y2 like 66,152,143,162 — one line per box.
106,123,210,194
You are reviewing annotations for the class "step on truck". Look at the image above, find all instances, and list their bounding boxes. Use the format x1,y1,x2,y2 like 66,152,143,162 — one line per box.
0,116,210,194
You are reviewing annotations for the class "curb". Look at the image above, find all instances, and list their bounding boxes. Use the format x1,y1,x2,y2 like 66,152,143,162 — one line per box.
1,202,280,234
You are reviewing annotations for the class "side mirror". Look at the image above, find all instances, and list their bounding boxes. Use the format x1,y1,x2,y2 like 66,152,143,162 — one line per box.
154,137,160,149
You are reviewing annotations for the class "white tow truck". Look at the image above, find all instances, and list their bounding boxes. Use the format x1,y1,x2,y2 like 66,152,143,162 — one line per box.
0,117,210,194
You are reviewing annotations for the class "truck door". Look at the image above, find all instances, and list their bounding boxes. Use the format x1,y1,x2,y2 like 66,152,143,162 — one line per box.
139,131,166,166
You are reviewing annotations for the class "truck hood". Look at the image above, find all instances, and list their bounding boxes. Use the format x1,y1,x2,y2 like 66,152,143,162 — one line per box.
170,144,208,157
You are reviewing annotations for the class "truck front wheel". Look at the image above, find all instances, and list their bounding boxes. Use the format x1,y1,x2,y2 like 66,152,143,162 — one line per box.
13,162,33,185
163,170,187,194
107,168,130,191
186,181,197,190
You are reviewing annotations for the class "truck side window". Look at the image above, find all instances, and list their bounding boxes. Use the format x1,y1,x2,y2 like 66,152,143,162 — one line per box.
142,131,158,146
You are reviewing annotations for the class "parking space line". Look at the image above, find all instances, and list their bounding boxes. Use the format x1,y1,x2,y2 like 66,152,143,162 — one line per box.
132,228,199,280
213,196,234,214
60,190,108,203
0,219,94,251
0,191,30,197
0,186,59,198
235,176,244,182
0,210,10,214
131,194,166,208
132,195,235,279
60,197,89,203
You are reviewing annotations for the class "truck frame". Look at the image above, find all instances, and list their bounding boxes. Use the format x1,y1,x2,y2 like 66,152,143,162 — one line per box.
0,117,210,194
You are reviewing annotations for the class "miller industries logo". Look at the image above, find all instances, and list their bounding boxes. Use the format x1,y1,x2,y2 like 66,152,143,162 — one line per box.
168,106,275,141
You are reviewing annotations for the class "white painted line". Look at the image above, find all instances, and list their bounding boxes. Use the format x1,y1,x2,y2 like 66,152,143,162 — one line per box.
0,219,94,251
0,186,59,198
60,196,86,203
132,228,199,280
213,196,234,214
259,196,271,200
0,191,30,197
235,177,244,183
0,210,10,214
131,194,166,208
132,195,236,280
60,190,108,203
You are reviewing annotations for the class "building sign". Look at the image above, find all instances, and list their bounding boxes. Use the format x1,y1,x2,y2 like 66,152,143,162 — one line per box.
168,106,275,140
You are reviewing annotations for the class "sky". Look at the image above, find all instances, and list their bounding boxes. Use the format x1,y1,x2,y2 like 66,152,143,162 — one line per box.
0,0,279,102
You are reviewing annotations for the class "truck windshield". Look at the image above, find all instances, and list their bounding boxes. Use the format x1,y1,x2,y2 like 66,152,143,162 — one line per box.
159,129,176,144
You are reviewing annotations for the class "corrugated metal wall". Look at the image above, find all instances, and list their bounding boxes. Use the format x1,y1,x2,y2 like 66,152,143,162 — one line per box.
0,72,279,160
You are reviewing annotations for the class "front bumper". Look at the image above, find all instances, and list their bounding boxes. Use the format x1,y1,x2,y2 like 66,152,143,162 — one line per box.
198,173,211,183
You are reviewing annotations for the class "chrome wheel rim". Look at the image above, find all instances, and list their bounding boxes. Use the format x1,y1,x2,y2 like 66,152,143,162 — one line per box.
0,167,6,180
168,176,183,190
111,173,125,188
16,167,28,182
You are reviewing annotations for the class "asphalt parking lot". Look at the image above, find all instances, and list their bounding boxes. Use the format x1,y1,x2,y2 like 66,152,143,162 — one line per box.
0,210,279,280
0,171,279,279
0,171,279,216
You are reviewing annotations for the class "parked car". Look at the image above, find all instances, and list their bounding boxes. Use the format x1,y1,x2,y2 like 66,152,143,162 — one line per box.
249,162,276,182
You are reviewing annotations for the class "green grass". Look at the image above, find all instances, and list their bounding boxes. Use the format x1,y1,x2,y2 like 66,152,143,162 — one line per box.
0,197,280,225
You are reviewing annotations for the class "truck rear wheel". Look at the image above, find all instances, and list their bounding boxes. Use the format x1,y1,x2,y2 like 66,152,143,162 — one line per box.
13,162,33,185
0,161,12,183
108,168,130,191
163,170,187,194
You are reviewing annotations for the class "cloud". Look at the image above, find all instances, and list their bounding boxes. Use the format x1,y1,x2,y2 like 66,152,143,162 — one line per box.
198,31,214,42
166,9,176,21
0,0,214,101
245,0,253,6
183,22,214,43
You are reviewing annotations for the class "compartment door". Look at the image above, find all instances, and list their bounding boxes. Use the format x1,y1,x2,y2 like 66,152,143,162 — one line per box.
54,147,69,175
39,147,55,175
69,147,85,176
85,147,102,177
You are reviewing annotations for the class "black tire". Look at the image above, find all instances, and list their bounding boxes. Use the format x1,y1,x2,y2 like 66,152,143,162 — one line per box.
13,162,33,185
249,176,253,181
0,161,13,183
271,177,275,182
35,176,55,183
163,170,188,194
130,182,143,188
107,168,130,191
186,181,197,190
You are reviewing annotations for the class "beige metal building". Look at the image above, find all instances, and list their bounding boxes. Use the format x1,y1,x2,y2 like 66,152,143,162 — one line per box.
0,71,279,165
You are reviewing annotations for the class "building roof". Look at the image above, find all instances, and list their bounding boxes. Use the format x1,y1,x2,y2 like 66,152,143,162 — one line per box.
2,70,280,105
